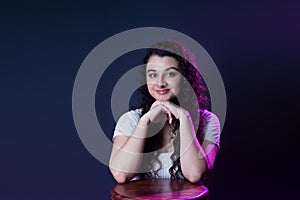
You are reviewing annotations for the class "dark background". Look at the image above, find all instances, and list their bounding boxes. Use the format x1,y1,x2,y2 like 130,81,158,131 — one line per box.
1,0,299,199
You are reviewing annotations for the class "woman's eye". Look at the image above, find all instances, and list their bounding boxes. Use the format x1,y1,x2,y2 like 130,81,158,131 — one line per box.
167,72,176,77
148,73,157,78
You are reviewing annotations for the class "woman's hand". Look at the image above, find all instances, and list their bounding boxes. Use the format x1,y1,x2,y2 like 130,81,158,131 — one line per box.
139,100,189,127
151,101,188,122
140,102,172,126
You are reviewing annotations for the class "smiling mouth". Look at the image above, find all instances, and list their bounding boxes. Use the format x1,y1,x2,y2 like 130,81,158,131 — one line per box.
156,89,170,95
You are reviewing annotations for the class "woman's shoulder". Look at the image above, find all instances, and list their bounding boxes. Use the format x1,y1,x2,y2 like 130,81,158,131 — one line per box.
200,109,219,123
118,108,142,123
127,108,142,118
113,108,142,138
199,109,221,148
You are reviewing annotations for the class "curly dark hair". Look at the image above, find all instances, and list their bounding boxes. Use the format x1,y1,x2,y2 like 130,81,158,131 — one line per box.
138,40,209,180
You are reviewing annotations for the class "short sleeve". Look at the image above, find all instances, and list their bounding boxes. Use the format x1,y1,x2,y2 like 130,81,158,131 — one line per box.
202,110,221,149
112,109,142,140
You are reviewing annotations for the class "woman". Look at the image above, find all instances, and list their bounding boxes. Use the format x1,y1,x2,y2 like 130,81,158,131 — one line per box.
109,41,220,183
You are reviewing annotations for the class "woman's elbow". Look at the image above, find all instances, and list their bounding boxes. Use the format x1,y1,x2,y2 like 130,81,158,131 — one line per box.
185,173,202,183
109,168,130,184
184,167,210,183
114,174,127,184
110,169,131,184
111,171,128,183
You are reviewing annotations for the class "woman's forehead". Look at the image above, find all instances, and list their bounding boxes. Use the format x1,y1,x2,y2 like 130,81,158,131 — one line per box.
146,55,179,69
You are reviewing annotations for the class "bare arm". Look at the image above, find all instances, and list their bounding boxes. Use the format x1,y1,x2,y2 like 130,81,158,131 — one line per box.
109,120,148,183
179,111,219,183
109,106,172,183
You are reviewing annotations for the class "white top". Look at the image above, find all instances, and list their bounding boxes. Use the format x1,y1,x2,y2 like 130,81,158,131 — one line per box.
155,152,174,178
112,108,221,179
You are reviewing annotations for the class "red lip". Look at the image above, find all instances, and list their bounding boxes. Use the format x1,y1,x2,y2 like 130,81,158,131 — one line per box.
156,89,170,95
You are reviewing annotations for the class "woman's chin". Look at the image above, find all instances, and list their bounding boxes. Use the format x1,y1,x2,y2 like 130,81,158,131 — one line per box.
155,95,171,101
154,94,179,101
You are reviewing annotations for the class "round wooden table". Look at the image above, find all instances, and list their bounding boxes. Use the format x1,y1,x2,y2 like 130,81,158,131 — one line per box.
110,179,209,199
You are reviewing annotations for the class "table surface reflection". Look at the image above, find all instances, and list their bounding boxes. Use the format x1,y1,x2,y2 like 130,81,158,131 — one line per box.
110,179,209,199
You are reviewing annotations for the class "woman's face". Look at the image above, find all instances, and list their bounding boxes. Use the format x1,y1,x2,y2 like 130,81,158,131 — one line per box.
146,55,181,101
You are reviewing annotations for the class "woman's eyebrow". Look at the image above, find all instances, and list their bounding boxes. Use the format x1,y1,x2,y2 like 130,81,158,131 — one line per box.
146,69,156,73
165,67,179,71
146,67,179,73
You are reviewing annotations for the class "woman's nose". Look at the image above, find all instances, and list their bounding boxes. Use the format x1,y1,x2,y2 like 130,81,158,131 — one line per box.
157,75,167,87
